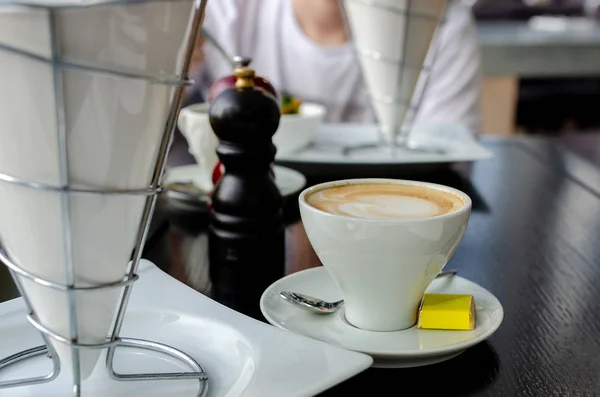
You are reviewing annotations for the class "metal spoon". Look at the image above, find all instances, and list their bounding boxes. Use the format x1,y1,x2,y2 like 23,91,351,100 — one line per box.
201,28,252,69
279,269,458,314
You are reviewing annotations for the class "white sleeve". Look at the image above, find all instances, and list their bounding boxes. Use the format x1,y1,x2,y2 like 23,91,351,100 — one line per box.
413,2,482,136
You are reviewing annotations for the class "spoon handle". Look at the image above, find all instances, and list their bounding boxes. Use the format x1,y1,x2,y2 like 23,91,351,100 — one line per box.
437,269,457,278
202,28,236,68
280,291,339,312
278,269,459,314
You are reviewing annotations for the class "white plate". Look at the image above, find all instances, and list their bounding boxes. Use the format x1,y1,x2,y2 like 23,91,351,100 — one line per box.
164,165,306,198
276,123,493,165
260,267,503,369
0,261,372,396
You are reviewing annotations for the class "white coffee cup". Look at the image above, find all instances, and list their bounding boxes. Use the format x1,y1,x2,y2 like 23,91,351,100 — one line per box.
299,178,471,332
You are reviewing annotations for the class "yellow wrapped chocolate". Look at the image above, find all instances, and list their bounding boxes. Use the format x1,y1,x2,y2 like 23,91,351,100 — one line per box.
417,294,476,331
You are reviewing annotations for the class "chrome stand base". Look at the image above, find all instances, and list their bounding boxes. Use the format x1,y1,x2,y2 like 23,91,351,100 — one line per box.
0,338,208,397
0,345,60,389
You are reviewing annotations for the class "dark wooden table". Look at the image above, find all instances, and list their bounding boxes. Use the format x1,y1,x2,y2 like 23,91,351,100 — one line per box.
2,134,600,396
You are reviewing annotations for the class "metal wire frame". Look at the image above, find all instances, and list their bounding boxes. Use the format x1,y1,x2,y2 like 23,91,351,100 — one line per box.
339,0,449,155
0,248,209,395
0,172,161,196
0,41,189,86
0,267,62,390
0,0,209,396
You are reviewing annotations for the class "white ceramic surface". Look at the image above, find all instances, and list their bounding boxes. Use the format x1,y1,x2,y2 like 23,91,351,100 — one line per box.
299,179,471,331
274,103,326,156
0,261,373,396
0,0,197,378
178,102,325,191
260,267,504,368
177,103,219,192
276,123,493,165
164,164,307,198
343,0,446,142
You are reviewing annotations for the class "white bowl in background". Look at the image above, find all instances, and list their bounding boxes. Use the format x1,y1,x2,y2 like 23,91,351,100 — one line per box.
274,102,326,156
178,101,325,190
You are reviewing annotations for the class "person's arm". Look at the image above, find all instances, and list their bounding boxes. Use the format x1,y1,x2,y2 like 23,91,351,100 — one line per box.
414,2,482,136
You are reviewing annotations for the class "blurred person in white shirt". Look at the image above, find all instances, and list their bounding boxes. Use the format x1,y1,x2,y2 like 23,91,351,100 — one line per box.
189,0,482,135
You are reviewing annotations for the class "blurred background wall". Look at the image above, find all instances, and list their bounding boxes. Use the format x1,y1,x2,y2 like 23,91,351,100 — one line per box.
473,0,600,135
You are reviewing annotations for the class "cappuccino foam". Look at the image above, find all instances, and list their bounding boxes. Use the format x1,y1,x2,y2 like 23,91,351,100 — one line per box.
306,183,464,220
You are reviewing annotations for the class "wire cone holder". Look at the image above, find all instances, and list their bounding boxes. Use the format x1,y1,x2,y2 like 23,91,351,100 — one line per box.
0,0,209,396
341,0,448,155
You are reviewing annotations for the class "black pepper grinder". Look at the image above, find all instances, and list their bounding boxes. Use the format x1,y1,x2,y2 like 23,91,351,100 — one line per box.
208,66,284,320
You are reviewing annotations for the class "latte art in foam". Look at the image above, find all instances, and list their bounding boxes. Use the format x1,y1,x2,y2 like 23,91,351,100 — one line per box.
306,183,465,220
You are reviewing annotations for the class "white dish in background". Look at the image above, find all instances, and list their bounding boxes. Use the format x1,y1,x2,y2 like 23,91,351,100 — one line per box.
178,102,325,192
270,166,308,197
276,123,493,165
0,260,373,396
164,164,306,198
261,267,503,368
274,102,326,156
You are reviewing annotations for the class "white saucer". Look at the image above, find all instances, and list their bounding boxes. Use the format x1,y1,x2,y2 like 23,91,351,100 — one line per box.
260,267,504,369
0,261,372,396
164,164,306,198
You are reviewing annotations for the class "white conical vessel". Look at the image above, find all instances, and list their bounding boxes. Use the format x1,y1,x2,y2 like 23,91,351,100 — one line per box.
343,0,446,144
0,0,198,379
